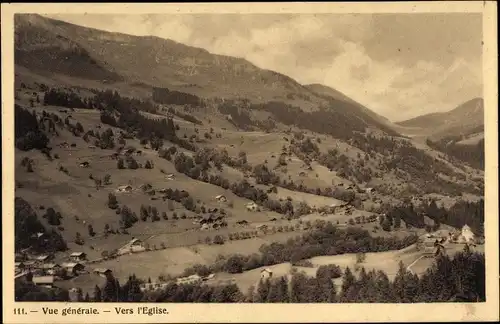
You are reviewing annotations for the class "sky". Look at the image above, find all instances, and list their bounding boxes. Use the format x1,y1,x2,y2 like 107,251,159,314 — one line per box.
47,13,483,122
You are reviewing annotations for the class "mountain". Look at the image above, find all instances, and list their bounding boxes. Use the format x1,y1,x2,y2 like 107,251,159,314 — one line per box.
14,14,398,137
305,83,392,126
396,98,484,142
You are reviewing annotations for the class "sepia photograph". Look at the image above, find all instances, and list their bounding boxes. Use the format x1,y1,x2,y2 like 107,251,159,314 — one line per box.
2,2,498,323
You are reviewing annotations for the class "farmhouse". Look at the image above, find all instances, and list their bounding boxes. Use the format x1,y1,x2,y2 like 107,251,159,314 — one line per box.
93,268,113,278
261,268,273,279
118,238,146,255
32,254,54,263
23,260,36,269
32,276,55,288
69,252,87,262
39,263,62,276
117,185,133,193
245,202,258,211
215,195,227,203
61,262,85,276
15,252,26,262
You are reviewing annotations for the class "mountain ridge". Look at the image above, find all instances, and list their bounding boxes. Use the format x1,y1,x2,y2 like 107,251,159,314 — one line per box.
15,13,400,137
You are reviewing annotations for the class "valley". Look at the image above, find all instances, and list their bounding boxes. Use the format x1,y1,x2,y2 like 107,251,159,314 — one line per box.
13,14,485,304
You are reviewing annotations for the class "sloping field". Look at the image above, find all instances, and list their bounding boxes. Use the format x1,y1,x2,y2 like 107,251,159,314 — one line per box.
96,246,208,281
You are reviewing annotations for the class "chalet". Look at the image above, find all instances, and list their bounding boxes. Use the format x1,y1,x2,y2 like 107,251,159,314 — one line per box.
31,232,46,240
23,260,36,269
69,252,87,262
176,274,201,285
39,263,62,276
246,202,258,211
261,268,273,279
32,276,55,288
117,185,133,193
33,254,54,263
93,268,113,278
117,238,145,255
79,161,90,168
215,195,227,203
61,262,85,276
15,252,27,262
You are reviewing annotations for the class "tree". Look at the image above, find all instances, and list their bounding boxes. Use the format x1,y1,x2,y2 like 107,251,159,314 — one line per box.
75,232,84,245
117,158,125,169
213,235,225,245
224,255,244,274
108,193,118,209
88,224,96,237
340,266,356,301
93,285,102,302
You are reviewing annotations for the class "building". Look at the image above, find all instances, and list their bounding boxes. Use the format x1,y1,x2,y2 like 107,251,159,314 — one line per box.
246,202,258,211
261,268,273,279
39,263,62,276
117,238,145,255
61,262,85,276
69,252,87,262
93,268,113,278
215,195,227,203
32,276,55,288
23,260,36,269
459,225,475,243
32,254,54,263
15,252,27,262
117,185,133,192
176,274,201,285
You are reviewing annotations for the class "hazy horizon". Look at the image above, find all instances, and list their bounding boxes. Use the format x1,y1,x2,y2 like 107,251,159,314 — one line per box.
45,13,483,122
